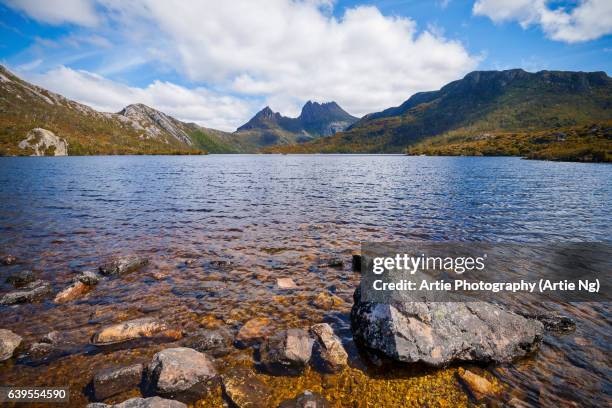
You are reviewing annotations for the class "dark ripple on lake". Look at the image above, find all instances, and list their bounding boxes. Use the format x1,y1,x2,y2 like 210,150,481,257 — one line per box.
0,155,610,407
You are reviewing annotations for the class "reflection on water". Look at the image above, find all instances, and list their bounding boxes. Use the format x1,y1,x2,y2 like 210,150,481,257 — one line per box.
0,155,610,407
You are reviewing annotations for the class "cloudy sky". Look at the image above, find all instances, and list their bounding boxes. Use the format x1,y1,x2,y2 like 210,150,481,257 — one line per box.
1,0,611,131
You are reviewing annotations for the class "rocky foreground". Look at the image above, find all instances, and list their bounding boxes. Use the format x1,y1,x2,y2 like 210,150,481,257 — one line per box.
0,253,573,407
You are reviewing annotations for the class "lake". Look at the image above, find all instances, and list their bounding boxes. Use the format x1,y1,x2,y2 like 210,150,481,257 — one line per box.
0,155,610,407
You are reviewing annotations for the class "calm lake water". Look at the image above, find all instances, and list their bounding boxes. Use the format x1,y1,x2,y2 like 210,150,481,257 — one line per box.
0,155,610,407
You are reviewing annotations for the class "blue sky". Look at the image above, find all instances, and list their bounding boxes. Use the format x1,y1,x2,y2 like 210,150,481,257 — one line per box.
1,0,610,130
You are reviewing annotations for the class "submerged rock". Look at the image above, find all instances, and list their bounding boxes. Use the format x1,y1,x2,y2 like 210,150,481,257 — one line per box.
76,270,102,286
28,330,70,358
456,368,499,401
92,318,180,345
278,391,331,408
320,258,344,268
54,281,91,304
312,292,344,311
310,323,348,373
276,278,298,289
93,363,144,401
99,256,149,276
259,329,313,375
5,270,35,287
0,329,22,361
351,288,543,366
86,396,186,408
147,347,217,402
222,367,271,408
1,279,52,305
1,254,17,265
235,317,273,346
184,328,233,357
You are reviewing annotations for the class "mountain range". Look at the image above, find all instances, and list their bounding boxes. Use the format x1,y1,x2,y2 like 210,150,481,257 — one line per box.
1,64,610,160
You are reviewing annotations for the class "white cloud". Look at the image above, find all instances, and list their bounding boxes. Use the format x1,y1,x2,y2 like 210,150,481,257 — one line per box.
473,0,612,43
23,66,255,131
3,0,100,26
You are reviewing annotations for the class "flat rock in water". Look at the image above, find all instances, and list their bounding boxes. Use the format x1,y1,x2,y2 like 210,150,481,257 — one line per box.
311,292,344,311
6,270,35,287
222,367,271,408
93,363,144,401
99,256,149,276
91,318,178,345
278,391,331,408
350,288,544,366
0,329,22,361
54,281,91,304
259,329,313,376
184,328,233,357
276,278,298,289
147,347,217,402
310,323,348,373
456,368,499,401
235,317,273,346
0,279,52,305
86,396,186,408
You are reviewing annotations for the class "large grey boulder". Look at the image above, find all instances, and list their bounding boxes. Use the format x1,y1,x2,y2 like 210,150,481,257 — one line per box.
99,256,148,276
93,363,144,401
351,288,543,367
87,396,186,408
146,347,217,402
259,329,313,375
1,279,52,305
0,329,22,361
310,323,348,373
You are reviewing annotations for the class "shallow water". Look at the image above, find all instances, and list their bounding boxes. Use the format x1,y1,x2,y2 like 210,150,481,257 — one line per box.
0,155,610,407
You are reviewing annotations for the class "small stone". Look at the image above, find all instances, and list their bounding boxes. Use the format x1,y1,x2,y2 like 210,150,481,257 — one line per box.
222,367,271,408
76,270,101,286
93,363,144,401
54,281,91,304
92,318,179,345
278,391,331,408
235,317,273,346
457,368,499,401
1,254,17,265
276,278,298,289
147,347,217,402
86,396,186,408
184,328,233,357
6,270,35,287
0,329,22,361
312,292,344,311
0,280,52,305
99,255,148,276
259,329,313,376
310,323,348,373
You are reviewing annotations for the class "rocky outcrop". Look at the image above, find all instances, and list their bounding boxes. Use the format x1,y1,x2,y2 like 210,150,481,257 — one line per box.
146,347,217,402
310,323,348,373
278,391,331,408
91,318,179,345
235,317,273,346
0,329,22,361
18,128,68,156
99,256,149,276
93,364,144,401
222,367,271,408
1,279,52,305
118,104,193,145
351,288,543,367
5,270,35,287
87,397,186,408
184,328,233,357
259,329,313,375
